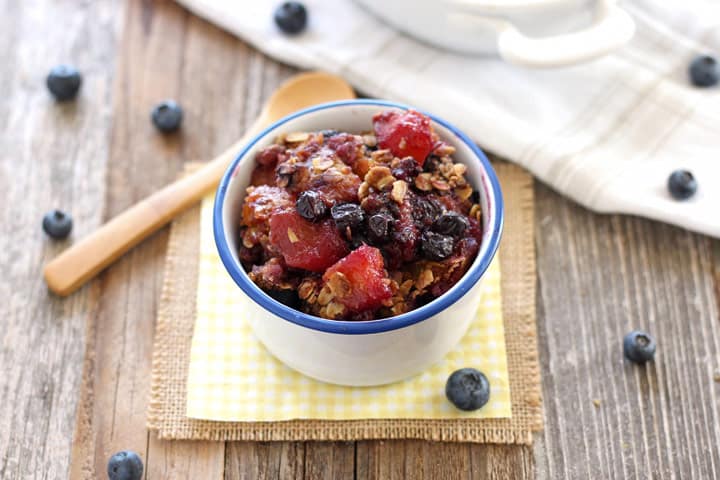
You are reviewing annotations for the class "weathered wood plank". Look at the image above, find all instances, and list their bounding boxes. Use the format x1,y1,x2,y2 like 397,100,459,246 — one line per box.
70,0,192,476
146,437,225,480
225,442,305,480
0,1,123,478
533,182,720,479
304,442,355,480
355,441,404,479
70,1,299,478
469,444,534,479
145,5,297,478
6,0,720,478
356,441,468,479
356,441,533,479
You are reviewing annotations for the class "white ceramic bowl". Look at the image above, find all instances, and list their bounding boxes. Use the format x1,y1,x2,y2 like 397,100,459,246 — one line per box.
354,0,635,67
214,100,503,386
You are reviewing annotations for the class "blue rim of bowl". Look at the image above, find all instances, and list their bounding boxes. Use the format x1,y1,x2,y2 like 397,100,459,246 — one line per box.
214,99,503,335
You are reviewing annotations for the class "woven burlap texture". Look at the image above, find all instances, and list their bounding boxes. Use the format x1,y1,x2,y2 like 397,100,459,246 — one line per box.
147,161,542,444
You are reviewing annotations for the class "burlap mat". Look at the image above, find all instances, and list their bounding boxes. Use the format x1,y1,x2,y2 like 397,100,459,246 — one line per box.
147,160,542,443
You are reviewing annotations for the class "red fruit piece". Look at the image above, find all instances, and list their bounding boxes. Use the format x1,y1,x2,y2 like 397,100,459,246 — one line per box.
242,185,293,228
269,209,348,272
255,144,287,167
373,110,434,166
323,245,392,312
325,133,363,165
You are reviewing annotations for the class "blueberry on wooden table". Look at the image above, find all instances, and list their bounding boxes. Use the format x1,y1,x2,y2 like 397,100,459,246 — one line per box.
274,2,308,34
151,100,183,133
296,190,327,222
667,169,697,200
688,55,719,87
623,331,656,364
107,450,143,480
42,209,73,239
46,64,82,101
445,368,491,411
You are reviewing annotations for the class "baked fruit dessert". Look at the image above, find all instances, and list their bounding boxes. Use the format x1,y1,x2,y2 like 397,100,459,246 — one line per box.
238,109,483,321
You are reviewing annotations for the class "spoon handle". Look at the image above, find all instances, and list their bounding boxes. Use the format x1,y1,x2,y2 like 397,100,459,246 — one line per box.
44,123,261,297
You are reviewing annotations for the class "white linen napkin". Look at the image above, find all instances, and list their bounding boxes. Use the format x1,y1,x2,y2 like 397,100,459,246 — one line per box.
177,0,720,237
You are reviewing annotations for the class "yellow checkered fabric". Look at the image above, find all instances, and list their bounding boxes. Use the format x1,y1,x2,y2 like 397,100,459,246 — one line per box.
187,194,511,421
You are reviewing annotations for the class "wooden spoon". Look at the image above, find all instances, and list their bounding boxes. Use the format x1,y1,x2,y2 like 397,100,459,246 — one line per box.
44,71,356,296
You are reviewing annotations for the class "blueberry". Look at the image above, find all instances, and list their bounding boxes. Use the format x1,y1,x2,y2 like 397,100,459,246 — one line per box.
445,368,490,411
42,210,73,239
331,203,365,232
432,212,469,238
415,292,435,308
688,55,719,87
107,450,143,480
266,289,300,309
667,169,697,200
423,156,441,173
391,157,422,182
46,64,82,101
274,2,308,34
470,190,480,204
296,191,327,222
349,233,369,250
151,100,183,133
367,212,393,243
623,331,656,363
321,129,338,138
420,230,454,260
412,196,441,229
276,162,297,188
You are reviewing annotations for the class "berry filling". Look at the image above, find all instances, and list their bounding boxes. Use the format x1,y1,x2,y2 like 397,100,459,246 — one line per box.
237,109,483,320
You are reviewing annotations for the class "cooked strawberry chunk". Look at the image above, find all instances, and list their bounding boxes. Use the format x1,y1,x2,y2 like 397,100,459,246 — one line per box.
269,209,348,272
325,133,363,165
242,185,293,228
373,110,434,166
323,245,392,312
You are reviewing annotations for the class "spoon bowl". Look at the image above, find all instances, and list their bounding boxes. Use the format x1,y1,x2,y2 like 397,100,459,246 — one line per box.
259,72,356,125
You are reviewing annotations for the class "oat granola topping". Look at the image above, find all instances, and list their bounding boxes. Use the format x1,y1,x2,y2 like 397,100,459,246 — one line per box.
391,180,408,203
365,166,395,191
285,131,309,143
414,173,433,191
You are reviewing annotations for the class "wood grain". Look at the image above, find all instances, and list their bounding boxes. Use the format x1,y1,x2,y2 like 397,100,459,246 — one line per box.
146,436,225,480
225,442,305,479
533,182,720,479
68,1,240,477
4,0,720,479
0,1,122,478
355,441,534,479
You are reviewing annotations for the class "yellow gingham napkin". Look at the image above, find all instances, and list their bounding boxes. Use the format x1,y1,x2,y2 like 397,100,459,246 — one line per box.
186,194,511,421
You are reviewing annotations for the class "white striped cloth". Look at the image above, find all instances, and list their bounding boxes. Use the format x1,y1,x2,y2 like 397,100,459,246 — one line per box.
178,0,720,237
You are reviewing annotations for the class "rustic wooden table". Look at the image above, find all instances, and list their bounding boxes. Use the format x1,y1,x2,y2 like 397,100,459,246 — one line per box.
2,1,719,478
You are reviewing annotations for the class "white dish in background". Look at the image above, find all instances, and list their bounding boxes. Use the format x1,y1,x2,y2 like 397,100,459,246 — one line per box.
353,0,635,67
213,100,503,386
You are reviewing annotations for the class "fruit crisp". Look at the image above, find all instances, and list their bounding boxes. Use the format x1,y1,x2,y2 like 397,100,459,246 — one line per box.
238,109,483,321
